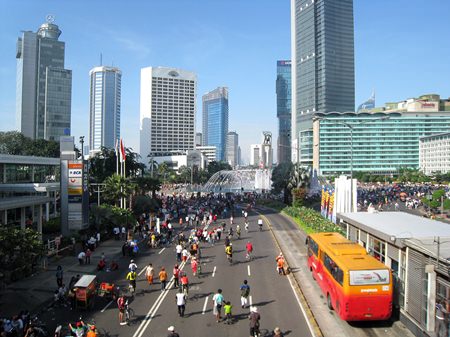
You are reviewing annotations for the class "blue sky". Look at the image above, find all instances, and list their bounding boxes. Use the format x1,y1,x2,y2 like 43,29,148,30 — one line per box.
1,0,450,163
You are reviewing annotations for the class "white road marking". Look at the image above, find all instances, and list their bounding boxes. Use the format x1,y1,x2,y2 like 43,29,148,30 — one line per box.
158,247,166,255
287,272,318,337
249,295,253,306
132,261,185,337
212,266,216,277
100,300,113,313
202,296,209,314
138,266,147,276
247,265,251,276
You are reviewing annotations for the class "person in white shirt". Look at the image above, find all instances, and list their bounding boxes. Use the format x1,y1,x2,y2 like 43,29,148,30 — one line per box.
182,248,189,262
175,244,183,261
129,259,137,272
175,290,186,317
77,251,85,265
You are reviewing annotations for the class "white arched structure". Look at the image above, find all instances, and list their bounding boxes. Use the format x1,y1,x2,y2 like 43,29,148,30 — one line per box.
202,169,272,193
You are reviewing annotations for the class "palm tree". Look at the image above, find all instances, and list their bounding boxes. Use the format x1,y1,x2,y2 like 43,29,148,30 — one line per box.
134,175,161,198
287,164,311,207
103,174,135,207
158,162,171,182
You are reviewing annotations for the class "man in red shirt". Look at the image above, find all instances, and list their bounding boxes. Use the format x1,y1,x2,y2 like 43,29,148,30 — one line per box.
246,241,253,260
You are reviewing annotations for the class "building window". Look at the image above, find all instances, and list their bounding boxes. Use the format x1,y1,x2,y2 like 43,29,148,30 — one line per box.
368,237,386,263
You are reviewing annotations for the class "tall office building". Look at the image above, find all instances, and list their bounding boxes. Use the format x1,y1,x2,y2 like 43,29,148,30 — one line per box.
276,60,292,164
291,0,354,162
202,87,229,162
89,66,121,153
16,17,72,140
140,67,196,160
195,132,202,147
226,131,239,168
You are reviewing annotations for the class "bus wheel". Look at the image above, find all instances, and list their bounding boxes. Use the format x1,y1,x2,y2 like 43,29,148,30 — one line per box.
327,294,333,310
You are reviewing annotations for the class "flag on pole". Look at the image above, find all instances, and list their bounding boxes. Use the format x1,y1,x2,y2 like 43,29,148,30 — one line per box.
120,138,126,163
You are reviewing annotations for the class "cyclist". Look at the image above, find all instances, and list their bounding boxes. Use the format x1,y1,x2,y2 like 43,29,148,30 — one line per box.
236,225,241,239
86,325,97,337
257,219,263,231
128,259,137,272
126,270,137,294
68,321,85,337
225,243,233,263
246,241,253,260
249,306,261,337
117,295,126,325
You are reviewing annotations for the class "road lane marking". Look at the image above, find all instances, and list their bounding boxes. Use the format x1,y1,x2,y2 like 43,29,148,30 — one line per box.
202,296,209,314
247,265,251,276
249,295,253,306
138,266,147,276
287,270,318,337
212,266,216,277
100,300,113,313
132,261,186,337
158,247,166,255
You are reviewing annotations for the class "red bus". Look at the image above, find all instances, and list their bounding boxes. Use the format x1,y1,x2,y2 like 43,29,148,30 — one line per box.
306,232,392,321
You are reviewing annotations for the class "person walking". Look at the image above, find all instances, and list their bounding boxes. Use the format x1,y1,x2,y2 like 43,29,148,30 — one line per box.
167,326,180,337
276,253,285,275
143,263,153,287
85,249,92,264
176,243,183,262
272,327,284,337
173,264,180,289
224,301,233,324
249,306,261,337
77,251,85,265
56,265,63,287
159,267,168,291
212,289,224,322
175,289,187,317
117,295,127,325
240,280,250,308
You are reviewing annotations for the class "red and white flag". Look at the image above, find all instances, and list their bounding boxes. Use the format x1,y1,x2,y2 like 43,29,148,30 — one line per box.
120,139,126,163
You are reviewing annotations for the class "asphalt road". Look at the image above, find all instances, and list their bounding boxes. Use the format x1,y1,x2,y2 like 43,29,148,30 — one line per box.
38,211,314,337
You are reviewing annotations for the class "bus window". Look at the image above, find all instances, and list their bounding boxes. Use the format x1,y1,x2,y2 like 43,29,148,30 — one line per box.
308,237,319,256
323,253,344,286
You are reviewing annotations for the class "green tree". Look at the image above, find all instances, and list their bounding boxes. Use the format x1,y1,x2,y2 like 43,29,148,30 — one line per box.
133,195,160,216
133,175,161,197
0,228,44,274
287,164,310,207
178,165,191,184
0,131,59,157
271,162,294,204
207,161,232,177
103,174,135,206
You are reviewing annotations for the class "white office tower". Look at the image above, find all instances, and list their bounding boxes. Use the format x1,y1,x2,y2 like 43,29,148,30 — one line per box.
89,66,121,154
250,144,261,167
139,67,197,161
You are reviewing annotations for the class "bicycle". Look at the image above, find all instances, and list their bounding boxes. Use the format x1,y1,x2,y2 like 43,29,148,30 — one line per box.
181,284,189,297
124,300,134,324
128,282,136,296
226,254,233,264
246,251,252,261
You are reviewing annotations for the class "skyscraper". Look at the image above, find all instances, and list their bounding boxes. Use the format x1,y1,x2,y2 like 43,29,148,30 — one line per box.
16,17,72,140
226,131,239,168
202,87,229,162
276,60,292,164
89,66,121,154
140,67,196,160
291,0,355,162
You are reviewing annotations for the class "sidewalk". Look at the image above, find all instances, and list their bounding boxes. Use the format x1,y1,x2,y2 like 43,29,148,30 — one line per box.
258,206,415,337
0,237,128,318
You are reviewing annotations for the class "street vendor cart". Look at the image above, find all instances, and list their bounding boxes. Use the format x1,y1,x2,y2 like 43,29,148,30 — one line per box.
74,274,97,310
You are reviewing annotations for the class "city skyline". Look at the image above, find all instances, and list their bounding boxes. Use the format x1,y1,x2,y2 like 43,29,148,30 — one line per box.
2,1,450,163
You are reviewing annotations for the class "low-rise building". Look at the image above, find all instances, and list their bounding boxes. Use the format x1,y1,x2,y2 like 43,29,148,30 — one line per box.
0,154,59,232
338,212,450,337
420,132,450,175
195,146,217,163
152,150,207,171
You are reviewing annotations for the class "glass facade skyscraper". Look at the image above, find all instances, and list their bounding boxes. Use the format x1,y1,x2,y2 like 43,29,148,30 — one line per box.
89,66,122,153
226,131,239,168
202,87,229,162
276,60,292,164
291,0,355,162
314,112,450,175
16,19,72,140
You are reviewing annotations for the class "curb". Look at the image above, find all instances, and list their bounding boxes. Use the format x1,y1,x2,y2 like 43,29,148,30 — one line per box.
257,210,324,337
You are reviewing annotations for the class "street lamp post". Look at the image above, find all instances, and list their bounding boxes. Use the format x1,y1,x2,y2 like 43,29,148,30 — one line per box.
313,115,390,212
79,136,85,160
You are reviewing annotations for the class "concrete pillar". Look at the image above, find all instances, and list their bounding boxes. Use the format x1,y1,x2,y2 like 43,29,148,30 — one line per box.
45,202,50,221
20,207,26,229
1,210,7,226
37,205,43,235
426,267,436,332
